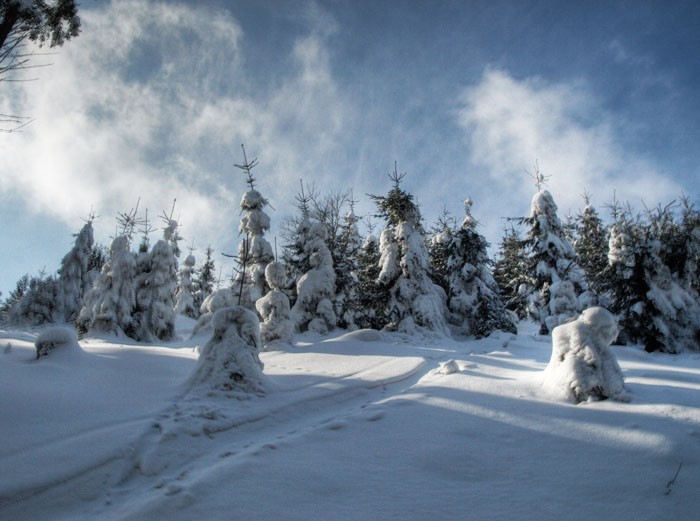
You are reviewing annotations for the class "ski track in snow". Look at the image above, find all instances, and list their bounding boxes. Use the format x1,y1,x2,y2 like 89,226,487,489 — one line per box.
0,331,435,519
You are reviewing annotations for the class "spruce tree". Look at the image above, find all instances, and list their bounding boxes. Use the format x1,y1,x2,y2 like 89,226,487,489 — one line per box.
573,194,609,299
521,176,588,334
333,197,363,329
445,199,516,337
232,145,274,312
355,229,387,330
607,204,700,352
493,225,529,319
57,218,95,323
175,253,199,319
370,163,448,335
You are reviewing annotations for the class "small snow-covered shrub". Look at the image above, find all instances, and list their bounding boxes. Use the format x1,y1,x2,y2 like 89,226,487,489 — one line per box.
186,306,266,395
34,326,80,359
542,307,629,403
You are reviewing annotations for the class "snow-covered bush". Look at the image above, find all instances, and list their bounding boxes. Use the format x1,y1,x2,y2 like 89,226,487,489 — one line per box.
34,326,80,359
542,307,629,403
186,306,266,395
256,262,293,347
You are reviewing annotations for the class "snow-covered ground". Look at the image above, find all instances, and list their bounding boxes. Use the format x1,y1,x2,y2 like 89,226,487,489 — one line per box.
1,318,699,521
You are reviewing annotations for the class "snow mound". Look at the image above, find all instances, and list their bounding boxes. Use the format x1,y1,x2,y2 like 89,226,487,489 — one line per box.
186,306,266,396
34,326,82,359
434,359,460,375
330,328,386,343
542,307,629,403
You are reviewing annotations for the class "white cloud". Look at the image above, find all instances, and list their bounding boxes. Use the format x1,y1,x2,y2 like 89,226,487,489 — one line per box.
0,0,353,266
457,69,682,233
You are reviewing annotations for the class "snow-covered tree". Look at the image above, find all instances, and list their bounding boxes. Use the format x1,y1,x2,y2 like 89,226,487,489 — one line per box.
355,231,388,330
7,272,60,325
680,198,700,293
573,194,609,299
333,199,363,329
542,306,629,403
522,188,588,335
186,306,266,396
443,199,516,337
607,205,700,353
232,146,274,311
8,219,95,325
428,210,457,295
370,164,448,335
78,234,137,337
256,261,293,347
175,253,198,318
194,245,216,309
56,219,95,323
290,221,337,334
493,225,529,320
132,230,178,342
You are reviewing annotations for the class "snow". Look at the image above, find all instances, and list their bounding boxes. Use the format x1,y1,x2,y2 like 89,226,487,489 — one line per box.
1,320,699,520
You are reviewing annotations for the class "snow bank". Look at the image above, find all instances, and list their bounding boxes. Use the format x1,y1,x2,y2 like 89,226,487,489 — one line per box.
542,307,629,403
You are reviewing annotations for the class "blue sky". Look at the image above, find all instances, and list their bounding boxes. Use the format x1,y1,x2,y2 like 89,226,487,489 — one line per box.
1,0,699,297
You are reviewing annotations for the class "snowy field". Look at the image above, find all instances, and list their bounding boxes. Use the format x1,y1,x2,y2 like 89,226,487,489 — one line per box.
1,318,699,521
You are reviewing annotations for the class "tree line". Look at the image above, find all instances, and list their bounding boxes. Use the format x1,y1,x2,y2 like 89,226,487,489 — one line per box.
2,153,699,353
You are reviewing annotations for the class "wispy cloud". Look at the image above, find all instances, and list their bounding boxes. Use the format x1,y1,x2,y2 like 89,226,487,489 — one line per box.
457,69,682,229
0,0,352,261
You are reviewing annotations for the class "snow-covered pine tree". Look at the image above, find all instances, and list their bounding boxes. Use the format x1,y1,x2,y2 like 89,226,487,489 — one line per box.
8,218,95,325
7,272,60,325
608,203,700,352
56,218,95,323
428,210,457,296
281,181,317,307
175,253,198,318
370,163,448,335
573,193,609,299
232,145,274,311
355,227,388,330
78,234,137,337
0,274,29,320
444,199,516,337
78,204,141,337
290,219,337,334
186,306,266,396
522,181,588,335
680,197,700,293
332,196,363,329
492,225,529,319
194,245,216,310
132,209,180,342
256,261,293,347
